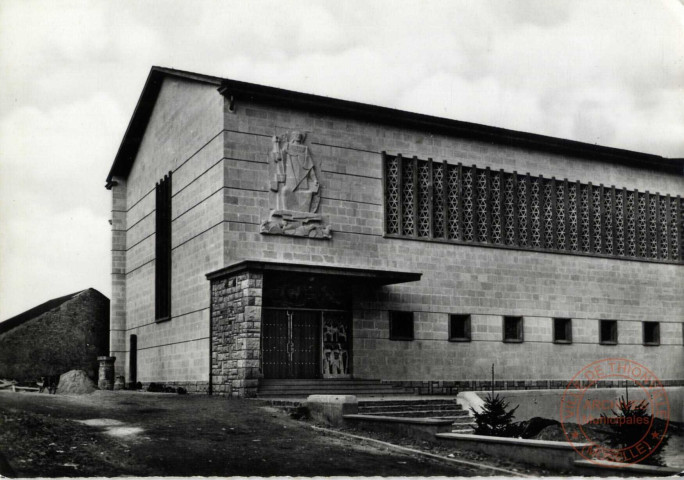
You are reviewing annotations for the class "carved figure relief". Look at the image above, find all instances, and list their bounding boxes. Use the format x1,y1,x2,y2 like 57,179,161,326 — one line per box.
321,313,350,377
261,132,332,239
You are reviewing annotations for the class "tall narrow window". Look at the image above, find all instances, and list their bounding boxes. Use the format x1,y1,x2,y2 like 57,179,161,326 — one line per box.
389,311,414,341
449,314,471,342
553,318,572,344
155,172,172,321
503,316,523,343
643,322,660,346
599,320,618,345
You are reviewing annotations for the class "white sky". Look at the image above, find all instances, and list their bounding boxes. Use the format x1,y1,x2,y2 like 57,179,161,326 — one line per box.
1,0,683,321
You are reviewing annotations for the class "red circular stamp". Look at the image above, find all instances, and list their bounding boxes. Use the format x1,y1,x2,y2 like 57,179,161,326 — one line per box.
560,358,670,467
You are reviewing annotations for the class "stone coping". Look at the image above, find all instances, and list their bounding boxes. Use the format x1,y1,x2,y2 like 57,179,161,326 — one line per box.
574,459,683,475
344,414,454,426
436,432,590,450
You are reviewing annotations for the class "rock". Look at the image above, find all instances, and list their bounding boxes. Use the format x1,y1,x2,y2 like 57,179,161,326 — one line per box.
57,370,96,394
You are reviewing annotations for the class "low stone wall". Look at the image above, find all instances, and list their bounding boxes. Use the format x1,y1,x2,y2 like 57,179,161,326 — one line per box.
466,387,684,423
436,432,588,470
344,415,455,442
383,379,684,396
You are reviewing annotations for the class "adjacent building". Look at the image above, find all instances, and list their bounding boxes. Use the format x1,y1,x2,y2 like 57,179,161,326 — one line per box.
0,289,110,382
106,67,684,397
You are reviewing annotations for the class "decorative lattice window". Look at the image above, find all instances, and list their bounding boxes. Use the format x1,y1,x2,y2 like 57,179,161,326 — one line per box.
592,186,602,254
491,171,502,244
504,174,516,246
385,156,400,234
638,193,648,257
580,185,590,253
383,153,683,264
660,196,669,259
517,175,528,247
447,164,460,240
433,162,445,238
626,191,636,257
462,167,475,242
401,158,415,236
477,170,489,243
568,183,578,252
556,180,566,250
417,161,431,238
671,197,680,260
530,178,541,248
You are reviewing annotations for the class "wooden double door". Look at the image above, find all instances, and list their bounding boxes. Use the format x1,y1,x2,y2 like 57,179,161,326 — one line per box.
262,308,351,379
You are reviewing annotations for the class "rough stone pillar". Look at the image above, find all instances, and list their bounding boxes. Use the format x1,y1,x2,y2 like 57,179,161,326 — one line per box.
210,270,263,397
98,356,116,390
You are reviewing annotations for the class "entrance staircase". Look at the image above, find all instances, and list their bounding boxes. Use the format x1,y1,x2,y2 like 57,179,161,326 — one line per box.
358,399,475,433
257,378,413,398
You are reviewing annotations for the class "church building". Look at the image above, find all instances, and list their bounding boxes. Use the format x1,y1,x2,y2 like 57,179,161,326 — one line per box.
106,66,684,397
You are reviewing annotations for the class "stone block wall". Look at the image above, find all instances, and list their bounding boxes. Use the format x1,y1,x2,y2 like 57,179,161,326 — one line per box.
111,73,684,390
210,271,263,397
111,76,224,383
219,93,684,385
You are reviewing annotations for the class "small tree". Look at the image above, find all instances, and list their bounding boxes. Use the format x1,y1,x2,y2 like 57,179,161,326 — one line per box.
600,396,668,466
471,394,519,437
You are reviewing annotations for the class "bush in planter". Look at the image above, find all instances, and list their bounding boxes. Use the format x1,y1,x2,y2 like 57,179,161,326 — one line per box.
471,393,519,437
599,396,668,466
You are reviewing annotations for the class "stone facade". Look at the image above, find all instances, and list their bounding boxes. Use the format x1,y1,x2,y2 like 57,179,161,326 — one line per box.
108,67,684,396
0,289,110,382
210,271,263,397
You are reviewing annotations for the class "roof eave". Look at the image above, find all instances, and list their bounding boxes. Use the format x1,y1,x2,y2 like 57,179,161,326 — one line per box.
105,67,684,187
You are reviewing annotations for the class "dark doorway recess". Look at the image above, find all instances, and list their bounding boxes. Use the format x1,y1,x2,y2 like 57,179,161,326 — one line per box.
129,334,137,385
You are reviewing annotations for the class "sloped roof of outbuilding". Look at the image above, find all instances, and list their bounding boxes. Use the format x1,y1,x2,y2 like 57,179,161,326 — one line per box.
106,66,684,186
0,289,105,335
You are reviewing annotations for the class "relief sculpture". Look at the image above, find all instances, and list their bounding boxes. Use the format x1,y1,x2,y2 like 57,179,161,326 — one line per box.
261,131,332,239
321,313,350,377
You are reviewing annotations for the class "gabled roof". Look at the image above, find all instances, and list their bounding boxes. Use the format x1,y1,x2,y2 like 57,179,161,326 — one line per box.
0,289,102,335
106,66,684,186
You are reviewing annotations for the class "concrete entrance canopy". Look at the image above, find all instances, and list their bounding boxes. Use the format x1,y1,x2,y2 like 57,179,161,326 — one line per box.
205,260,422,286
206,260,422,397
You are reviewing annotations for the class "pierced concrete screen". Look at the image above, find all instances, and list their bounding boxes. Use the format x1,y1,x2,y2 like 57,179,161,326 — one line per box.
383,153,684,264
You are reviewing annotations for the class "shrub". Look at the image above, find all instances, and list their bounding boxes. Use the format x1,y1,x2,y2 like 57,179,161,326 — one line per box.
600,396,668,466
471,393,519,437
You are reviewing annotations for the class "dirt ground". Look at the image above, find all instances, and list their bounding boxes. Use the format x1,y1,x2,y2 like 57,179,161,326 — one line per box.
0,390,514,478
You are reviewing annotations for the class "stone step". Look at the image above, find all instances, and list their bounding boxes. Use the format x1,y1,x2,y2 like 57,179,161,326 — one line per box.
258,390,413,398
358,403,464,412
358,399,461,407
360,409,470,418
260,379,384,385
259,384,402,391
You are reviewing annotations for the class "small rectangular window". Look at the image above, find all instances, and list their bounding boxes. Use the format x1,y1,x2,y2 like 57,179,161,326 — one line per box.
155,172,172,322
600,320,618,345
643,322,660,346
389,311,414,341
449,315,471,342
503,316,523,343
553,318,572,344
